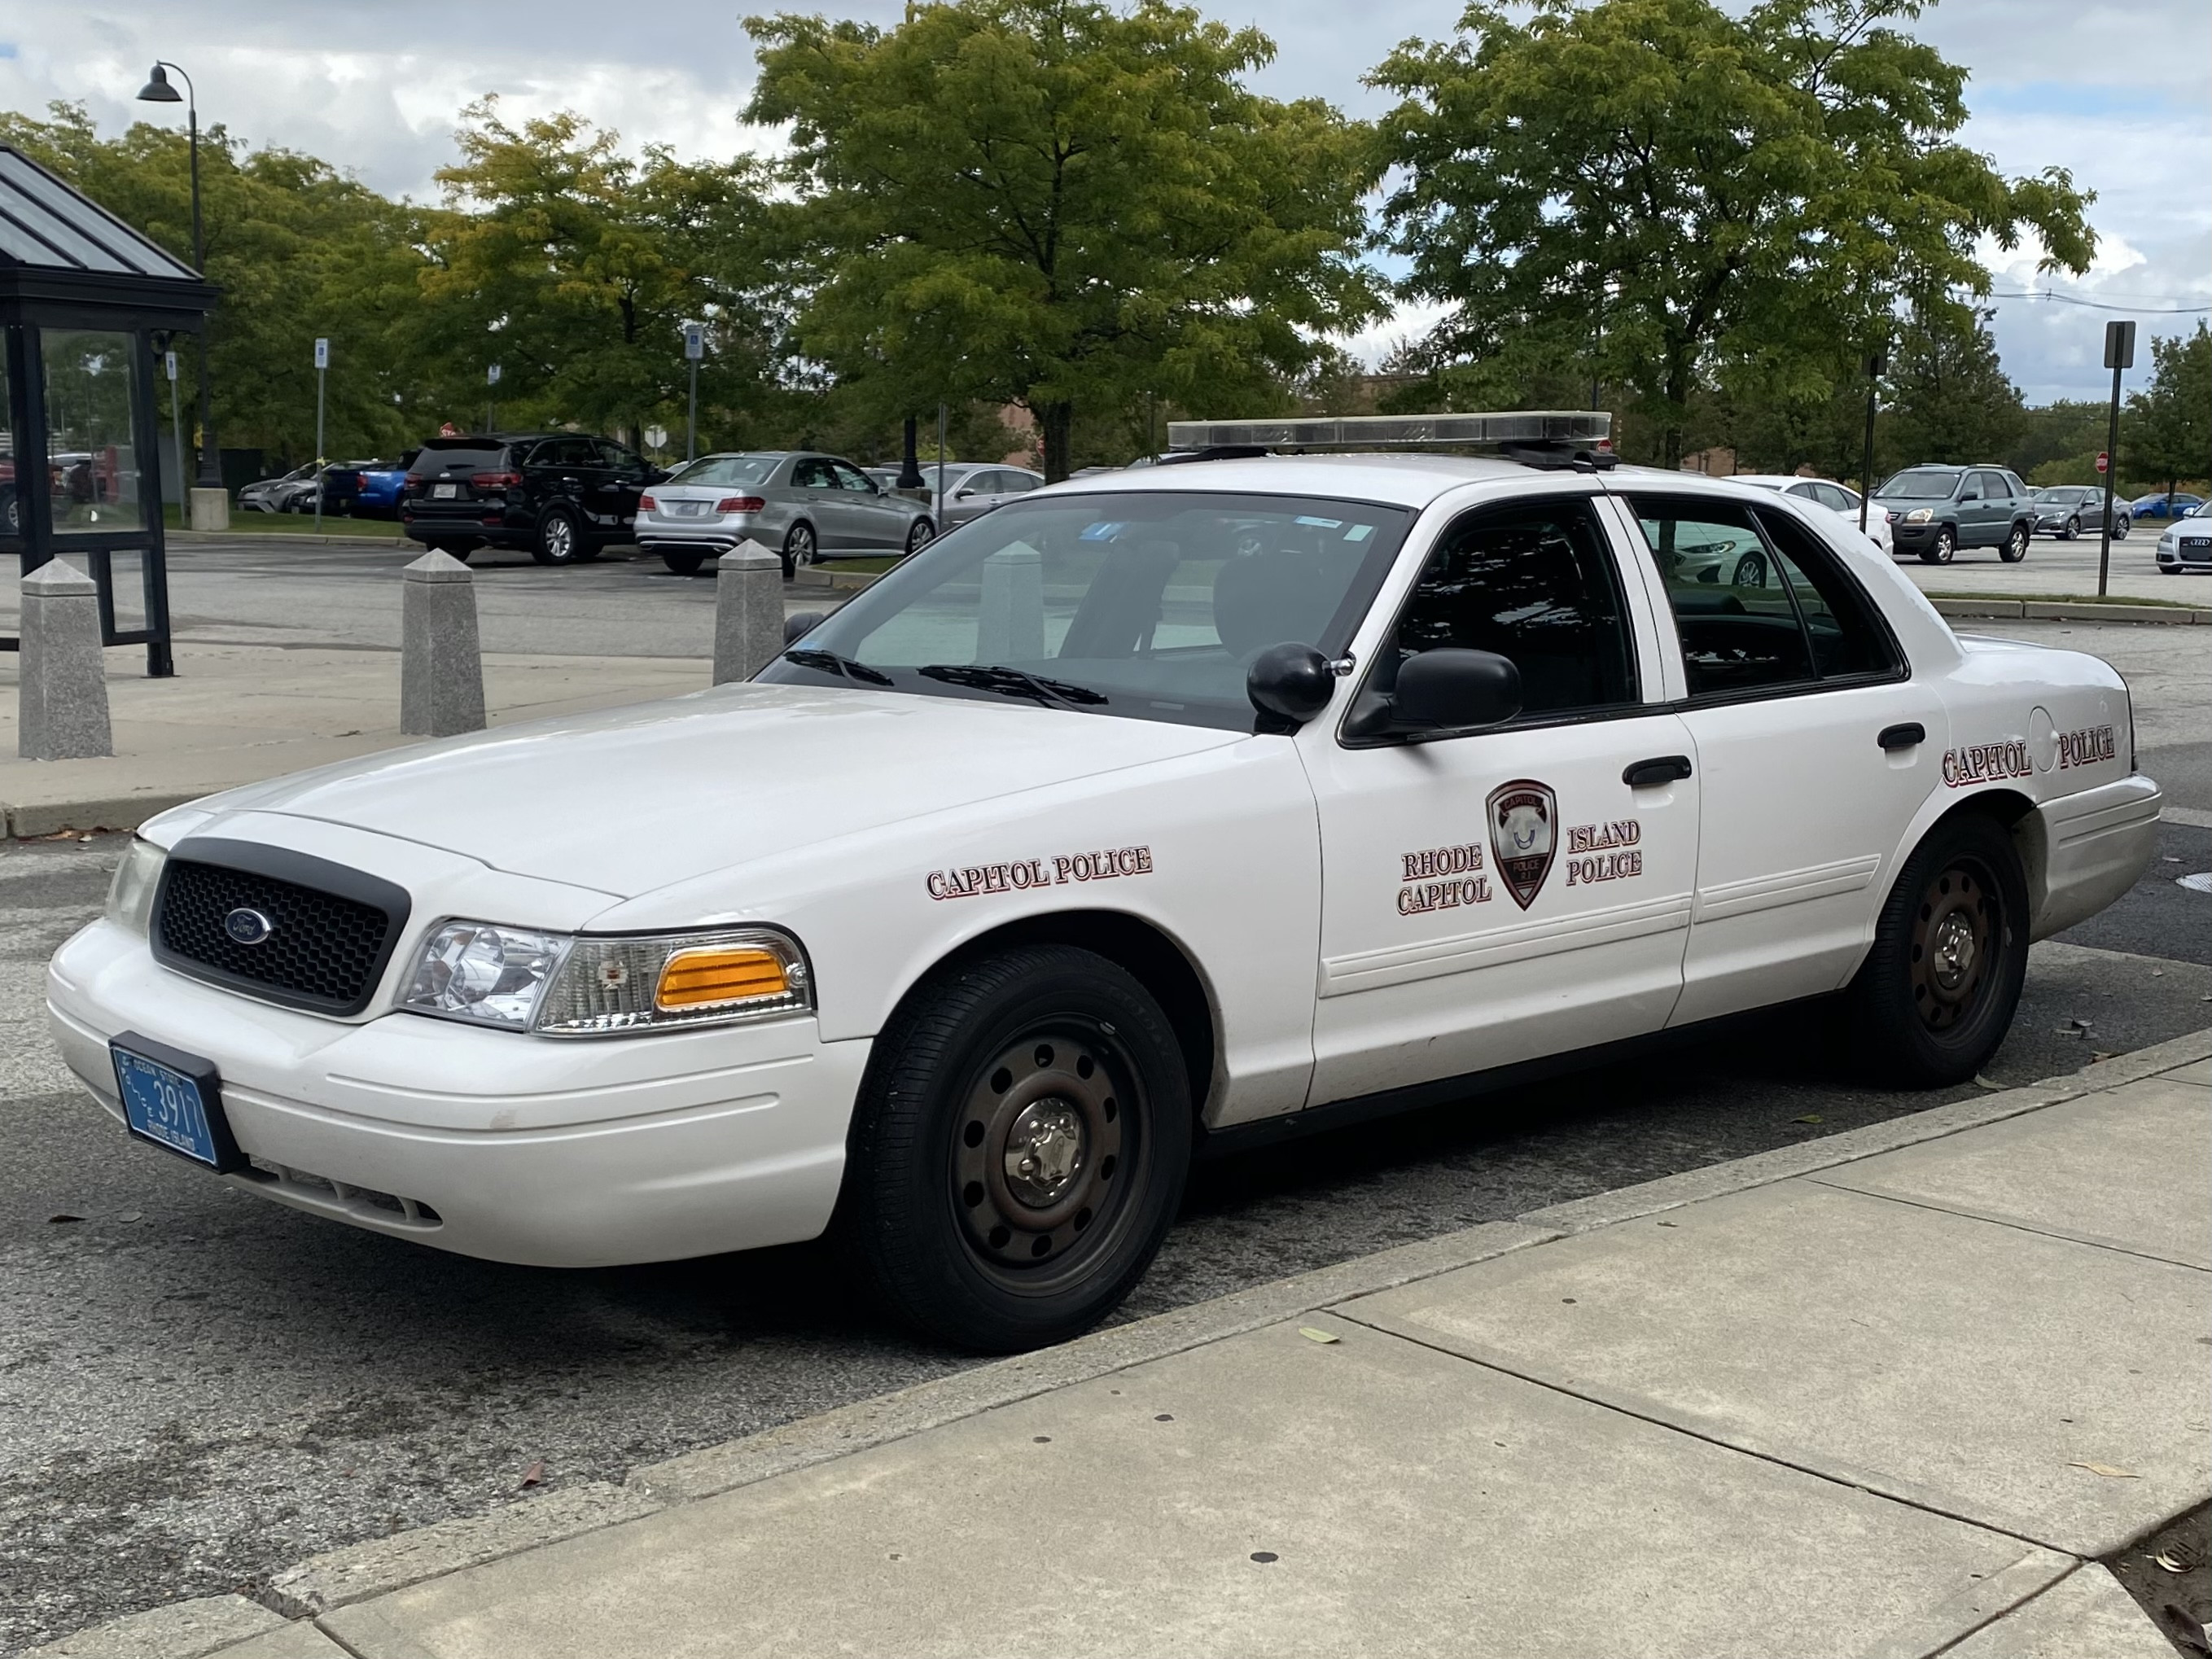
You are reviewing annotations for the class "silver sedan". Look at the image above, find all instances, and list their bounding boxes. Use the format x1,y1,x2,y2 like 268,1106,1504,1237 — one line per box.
866,462,1046,531
636,451,937,576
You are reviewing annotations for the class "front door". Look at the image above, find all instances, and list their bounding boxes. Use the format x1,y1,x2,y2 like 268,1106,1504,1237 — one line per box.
1304,492,1700,1104
1612,492,1947,1026
830,458,905,546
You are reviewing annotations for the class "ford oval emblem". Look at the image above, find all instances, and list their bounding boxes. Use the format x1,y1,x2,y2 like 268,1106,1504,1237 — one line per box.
223,907,276,947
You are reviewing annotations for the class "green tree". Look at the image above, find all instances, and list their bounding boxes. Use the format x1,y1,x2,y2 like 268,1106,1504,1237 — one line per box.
420,99,782,448
1880,302,2023,469
2126,321,2211,506
744,0,1385,479
1371,0,2096,467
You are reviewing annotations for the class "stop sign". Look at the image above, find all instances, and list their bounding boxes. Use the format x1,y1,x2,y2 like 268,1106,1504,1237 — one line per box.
2096,451,2109,474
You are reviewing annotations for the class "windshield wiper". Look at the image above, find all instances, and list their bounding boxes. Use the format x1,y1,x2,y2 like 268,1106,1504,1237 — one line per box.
782,647,895,687
918,663,1109,708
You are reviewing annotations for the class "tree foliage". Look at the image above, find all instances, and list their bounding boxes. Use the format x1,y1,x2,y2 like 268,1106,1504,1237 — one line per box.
2126,322,2210,500
746,0,1385,479
1879,302,2022,469
1371,0,2096,466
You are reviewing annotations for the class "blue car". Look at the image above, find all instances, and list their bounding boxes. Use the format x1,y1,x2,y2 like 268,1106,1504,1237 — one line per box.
353,453,417,519
2129,491,2204,521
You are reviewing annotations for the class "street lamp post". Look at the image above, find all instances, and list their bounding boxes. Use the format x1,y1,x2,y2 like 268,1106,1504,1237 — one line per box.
136,62,221,491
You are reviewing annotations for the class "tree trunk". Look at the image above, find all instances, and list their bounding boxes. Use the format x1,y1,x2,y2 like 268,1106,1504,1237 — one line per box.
1039,401,1075,484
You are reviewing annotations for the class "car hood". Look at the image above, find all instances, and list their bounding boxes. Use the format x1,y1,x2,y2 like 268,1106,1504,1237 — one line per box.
188,682,1247,899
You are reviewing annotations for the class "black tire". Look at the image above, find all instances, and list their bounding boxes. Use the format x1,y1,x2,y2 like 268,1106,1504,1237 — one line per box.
1920,525,1956,566
1844,812,2029,1088
782,520,816,580
905,516,936,556
2113,517,2130,540
534,508,583,566
661,549,706,576
2061,516,2080,541
842,944,1194,1352
2000,521,2030,562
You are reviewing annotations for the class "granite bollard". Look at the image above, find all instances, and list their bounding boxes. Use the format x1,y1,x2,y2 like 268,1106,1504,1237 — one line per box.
400,549,486,737
977,543,1044,663
714,540,786,685
17,557,113,760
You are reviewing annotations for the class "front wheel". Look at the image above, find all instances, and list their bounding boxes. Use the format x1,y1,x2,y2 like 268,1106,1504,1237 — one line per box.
2113,517,2130,540
2061,517,2080,541
841,944,1193,1352
905,517,936,556
2000,522,2030,562
1732,549,1768,589
1920,525,1956,566
1843,812,2028,1088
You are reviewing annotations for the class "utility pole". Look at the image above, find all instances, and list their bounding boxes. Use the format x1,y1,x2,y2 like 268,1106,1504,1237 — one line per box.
2098,319,2134,599
485,361,501,436
1859,348,1886,533
683,322,704,463
935,403,948,523
312,336,329,532
163,344,185,522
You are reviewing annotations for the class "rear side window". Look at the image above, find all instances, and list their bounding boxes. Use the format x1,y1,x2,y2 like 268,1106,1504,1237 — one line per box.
1374,497,1636,720
410,444,506,478
1630,495,1899,698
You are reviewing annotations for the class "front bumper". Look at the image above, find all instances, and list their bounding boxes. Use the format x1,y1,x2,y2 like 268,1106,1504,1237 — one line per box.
46,919,870,1267
2155,537,2212,571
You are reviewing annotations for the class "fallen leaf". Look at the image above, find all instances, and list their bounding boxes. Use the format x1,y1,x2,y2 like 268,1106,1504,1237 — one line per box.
2067,1018,2092,1030
2155,1547,2199,1574
118,1212,142,1223
1973,1074,2006,1091
1791,1114,1824,1125
47,1214,83,1224
2067,1460,2139,1479
2092,1051,2115,1061
1297,1327,1340,1345
519,1460,545,1489
2151,969,2165,977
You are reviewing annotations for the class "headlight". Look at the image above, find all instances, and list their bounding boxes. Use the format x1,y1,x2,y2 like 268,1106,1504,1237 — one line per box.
399,921,809,1035
1905,507,1934,523
104,837,166,936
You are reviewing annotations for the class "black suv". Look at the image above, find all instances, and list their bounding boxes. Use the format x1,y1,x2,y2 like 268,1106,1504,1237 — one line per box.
400,433,665,565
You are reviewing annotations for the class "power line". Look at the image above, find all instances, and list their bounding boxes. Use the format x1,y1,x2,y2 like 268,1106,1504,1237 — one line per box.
1985,288,2210,315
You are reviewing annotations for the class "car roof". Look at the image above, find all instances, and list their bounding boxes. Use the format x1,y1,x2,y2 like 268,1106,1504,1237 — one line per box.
1042,453,1798,512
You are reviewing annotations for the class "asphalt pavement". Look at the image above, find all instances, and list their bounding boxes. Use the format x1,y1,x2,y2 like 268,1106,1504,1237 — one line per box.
2,537,2210,1650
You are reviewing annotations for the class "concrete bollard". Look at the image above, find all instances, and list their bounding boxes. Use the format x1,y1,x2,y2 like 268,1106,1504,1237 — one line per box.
714,540,786,685
187,487,230,532
977,543,1044,663
400,549,486,738
17,558,114,760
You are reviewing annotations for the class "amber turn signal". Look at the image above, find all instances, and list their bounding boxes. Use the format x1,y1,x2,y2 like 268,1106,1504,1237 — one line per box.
655,947,789,1010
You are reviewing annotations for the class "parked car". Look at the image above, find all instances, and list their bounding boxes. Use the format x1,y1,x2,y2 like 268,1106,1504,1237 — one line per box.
2027,486,2129,541
861,462,1043,531
300,462,373,518
353,453,418,519
239,463,318,514
2129,492,2204,522
636,451,936,576
50,413,2159,1350
1728,475,1893,555
400,433,664,565
2154,514,2212,575
1873,465,2035,564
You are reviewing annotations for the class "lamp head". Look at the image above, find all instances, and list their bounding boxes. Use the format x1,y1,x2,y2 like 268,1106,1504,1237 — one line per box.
137,65,183,103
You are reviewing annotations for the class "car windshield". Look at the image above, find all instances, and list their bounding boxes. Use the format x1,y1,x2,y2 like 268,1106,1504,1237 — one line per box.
1878,469,1960,497
667,454,777,488
758,490,1413,733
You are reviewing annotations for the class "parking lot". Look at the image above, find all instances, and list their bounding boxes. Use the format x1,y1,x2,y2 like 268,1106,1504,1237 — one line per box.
1894,515,2199,602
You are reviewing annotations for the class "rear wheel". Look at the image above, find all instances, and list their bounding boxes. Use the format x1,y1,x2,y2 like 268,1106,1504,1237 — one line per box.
782,520,816,580
1844,812,2028,1088
905,517,936,556
841,944,1193,1352
2000,521,2030,562
534,508,583,566
2113,517,2130,540
661,549,705,576
1920,525,1956,566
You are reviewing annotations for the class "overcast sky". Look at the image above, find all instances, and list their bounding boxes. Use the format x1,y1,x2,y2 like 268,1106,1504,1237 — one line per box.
4,0,2205,404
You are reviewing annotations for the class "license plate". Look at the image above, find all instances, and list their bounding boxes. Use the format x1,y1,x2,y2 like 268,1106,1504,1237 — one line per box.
111,1035,241,1171
672,501,704,516
432,483,458,499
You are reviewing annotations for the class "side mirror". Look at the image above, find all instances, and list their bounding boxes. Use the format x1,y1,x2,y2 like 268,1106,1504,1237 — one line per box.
1246,642,1334,729
784,611,826,645
1392,648,1522,734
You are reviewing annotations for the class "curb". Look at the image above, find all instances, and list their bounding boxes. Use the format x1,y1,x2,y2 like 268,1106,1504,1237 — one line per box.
164,528,409,547
27,1025,2212,1656
1927,595,2212,625
3,794,207,840
791,566,883,592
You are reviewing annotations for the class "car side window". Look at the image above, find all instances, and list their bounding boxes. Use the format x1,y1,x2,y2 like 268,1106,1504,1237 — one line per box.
832,462,876,492
1975,471,2009,501
793,458,835,489
1748,509,1901,680
1373,497,1636,720
595,440,643,475
1002,472,1040,493
1816,483,1854,514
2000,471,2029,500
1632,497,1814,696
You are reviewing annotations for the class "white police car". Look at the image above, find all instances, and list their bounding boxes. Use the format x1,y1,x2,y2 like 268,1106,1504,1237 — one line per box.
48,413,2162,1351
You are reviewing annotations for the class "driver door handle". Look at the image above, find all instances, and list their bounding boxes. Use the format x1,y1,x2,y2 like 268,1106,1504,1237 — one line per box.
1623,755,1693,788
1878,723,1925,751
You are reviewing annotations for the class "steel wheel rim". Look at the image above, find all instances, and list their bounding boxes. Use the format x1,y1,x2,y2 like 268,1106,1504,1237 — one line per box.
949,1022,1144,1293
791,525,814,562
1734,550,1767,588
1908,859,2001,1032
2008,525,2029,558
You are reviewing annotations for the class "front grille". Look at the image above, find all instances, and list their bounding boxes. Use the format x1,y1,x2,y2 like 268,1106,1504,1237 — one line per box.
151,839,411,1016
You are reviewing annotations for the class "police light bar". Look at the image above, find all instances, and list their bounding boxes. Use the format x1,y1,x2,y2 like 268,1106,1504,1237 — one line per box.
1164,409,1611,452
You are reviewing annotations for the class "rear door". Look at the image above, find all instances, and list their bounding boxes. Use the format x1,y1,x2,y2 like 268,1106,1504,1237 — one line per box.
791,455,854,548
1613,491,1946,1026
1304,490,1700,1101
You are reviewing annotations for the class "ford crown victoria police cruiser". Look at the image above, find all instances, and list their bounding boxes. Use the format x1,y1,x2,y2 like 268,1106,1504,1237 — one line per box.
47,413,2162,1352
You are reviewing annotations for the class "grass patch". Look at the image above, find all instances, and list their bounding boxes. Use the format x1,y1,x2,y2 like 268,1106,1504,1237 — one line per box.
1927,590,2198,609
164,506,406,538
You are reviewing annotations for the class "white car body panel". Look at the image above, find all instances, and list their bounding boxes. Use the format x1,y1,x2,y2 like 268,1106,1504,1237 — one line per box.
48,454,2162,1269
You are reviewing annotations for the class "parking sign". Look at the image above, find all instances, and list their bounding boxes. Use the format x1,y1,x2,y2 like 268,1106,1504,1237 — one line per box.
313,337,329,370
684,322,705,361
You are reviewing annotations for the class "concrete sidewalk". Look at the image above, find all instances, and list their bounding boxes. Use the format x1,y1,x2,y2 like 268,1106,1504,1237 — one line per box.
37,1031,2210,1659
0,642,704,837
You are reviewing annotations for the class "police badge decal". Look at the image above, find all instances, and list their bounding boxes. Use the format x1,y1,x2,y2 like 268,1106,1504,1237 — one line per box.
1487,779,1558,910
